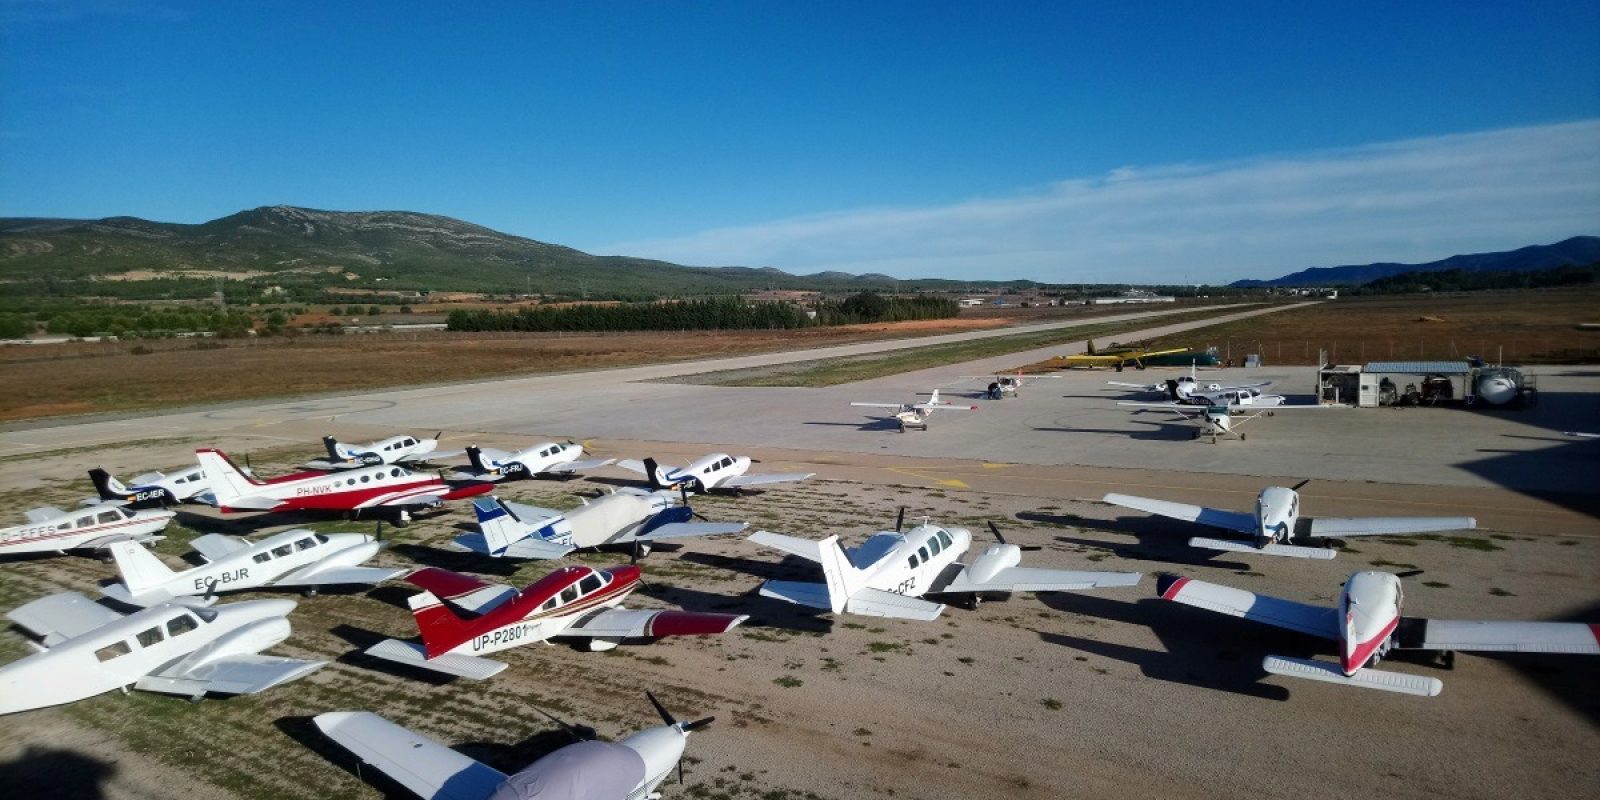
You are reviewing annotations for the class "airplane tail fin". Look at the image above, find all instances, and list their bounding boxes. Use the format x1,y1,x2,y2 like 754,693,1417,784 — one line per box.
466,445,489,474
929,389,941,405
88,468,127,500
1086,339,1096,356
109,539,176,596
194,449,262,508
816,535,868,614
407,590,470,657
322,435,343,462
643,457,665,491
473,497,529,555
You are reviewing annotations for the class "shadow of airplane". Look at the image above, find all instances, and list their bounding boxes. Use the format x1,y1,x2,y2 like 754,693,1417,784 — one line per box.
0,746,118,800
1017,511,1254,571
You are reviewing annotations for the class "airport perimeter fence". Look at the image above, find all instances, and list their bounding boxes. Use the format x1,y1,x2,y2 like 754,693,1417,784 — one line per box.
1202,339,1600,366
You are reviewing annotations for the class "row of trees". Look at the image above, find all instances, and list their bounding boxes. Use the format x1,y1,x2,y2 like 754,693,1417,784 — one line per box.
445,293,962,333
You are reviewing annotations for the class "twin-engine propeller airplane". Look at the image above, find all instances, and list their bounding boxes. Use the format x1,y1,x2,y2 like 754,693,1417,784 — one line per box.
850,388,978,431
304,432,458,470
362,566,747,679
87,466,212,509
1108,363,1272,403
959,371,1059,399
102,527,405,606
616,454,814,494
0,592,323,714
750,514,1141,620
1,502,173,557
453,440,614,481
1118,399,1331,442
1157,571,1600,696
314,691,713,800
1102,483,1477,559
460,488,747,560
197,448,494,525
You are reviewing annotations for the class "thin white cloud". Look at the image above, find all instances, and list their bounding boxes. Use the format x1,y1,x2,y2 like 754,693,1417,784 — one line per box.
596,120,1600,283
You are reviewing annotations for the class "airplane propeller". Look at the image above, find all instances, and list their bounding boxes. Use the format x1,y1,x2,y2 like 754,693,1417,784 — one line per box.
1289,479,1312,491
531,705,594,742
895,506,906,533
1394,568,1425,579
644,691,713,784
677,485,710,521
988,521,1042,551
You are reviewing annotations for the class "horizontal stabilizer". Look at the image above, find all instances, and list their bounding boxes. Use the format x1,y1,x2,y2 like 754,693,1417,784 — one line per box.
189,533,252,563
758,580,833,610
101,583,173,607
636,521,748,541
498,499,563,523
748,530,823,563
1189,536,1337,560
363,638,508,680
315,711,508,800
23,506,66,524
1309,516,1477,537
845,588,945,620
1262,655,1442,697
6,592,121,646
944,566,1142,593
452,532,573,560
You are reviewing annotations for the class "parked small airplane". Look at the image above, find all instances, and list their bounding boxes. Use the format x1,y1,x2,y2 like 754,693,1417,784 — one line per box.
362,566,748,678
197,448,493,525
851,389,978,431
615,454,813,494
1103,483,1477,559
1118,400,1331,442
459,488,746,560
314,691,713,800
304,433,457,470
750,514,1140,620
1157,571,1600,696
87,466,212,509
1,502,173,557
959,371,1059,399
0,592,323,713
452,440,614,481
1109,363,1271,403
1058,339,1189,371
102,527,405,606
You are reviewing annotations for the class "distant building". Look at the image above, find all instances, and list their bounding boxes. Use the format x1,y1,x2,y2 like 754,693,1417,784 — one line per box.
1089,291,1176,305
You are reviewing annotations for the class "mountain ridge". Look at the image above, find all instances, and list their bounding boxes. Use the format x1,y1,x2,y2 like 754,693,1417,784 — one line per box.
1231,236,1600,287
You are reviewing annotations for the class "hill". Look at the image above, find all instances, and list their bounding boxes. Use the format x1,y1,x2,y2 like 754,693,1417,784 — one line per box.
0,206,1003,301
1230,236,1600,287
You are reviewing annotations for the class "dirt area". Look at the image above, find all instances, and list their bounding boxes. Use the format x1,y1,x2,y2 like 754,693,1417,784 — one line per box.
0,438,1595,800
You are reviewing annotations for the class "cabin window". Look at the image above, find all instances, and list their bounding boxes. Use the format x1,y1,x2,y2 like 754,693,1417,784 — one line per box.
360,475,370,483
253,552,271,564
918,546,930,562
907,555,919,569
346,478,356,486
135,626,164,647
167,615,199,637
578,575,602,594
56,522,72,531
404,438,416,446
374,471,385,481
95,641,132,662
927,536,942,555
97,511,119,525
75,516,94,528
559,586,579,604
295,537,316,551
936,530,953,549
117,508,135,519
390,468,402,477
720,458,734,468
272,544,293,558
315,534,329,544
540,597,558,611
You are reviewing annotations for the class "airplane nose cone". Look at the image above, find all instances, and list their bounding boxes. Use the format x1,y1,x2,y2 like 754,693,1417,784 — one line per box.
609,564,642,585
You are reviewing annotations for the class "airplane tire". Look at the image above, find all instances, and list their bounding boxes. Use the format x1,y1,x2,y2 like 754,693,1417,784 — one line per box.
1240,433,1247,441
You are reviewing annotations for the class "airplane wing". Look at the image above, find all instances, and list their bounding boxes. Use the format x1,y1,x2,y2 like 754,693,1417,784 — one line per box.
636,521,749,541
543,457,615,474
915,402,977,411
941,566,1141,594
721,471,814,488
189,533,253,562
301,458,358,471
23,506,66,523
613,459,649,474
406,568,517,614
453,531,575,560
561,607,748,639
748,530,823,563
274,563,407,588
1117,401,1205,413
1101,493,1257,535
220,494,283,511
1401,619,1600,654
849,402,907,409
7,592,122,646
139,653,325,697
315,711,508,800
1107,381,1161,391
844,588,945,621
1156,575,1339,640
1308,516,1477,537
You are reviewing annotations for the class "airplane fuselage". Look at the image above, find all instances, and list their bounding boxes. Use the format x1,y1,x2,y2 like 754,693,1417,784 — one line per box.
0,505,173,555
200,449,490,514
424,566,641,658
849,524,974,599
492,441,585,477
115,530,381,603
662,453,752,491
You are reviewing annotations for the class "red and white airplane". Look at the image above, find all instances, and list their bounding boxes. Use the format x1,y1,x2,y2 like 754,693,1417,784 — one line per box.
1158,571,1600,696
196,449,493,524
362,566,748,679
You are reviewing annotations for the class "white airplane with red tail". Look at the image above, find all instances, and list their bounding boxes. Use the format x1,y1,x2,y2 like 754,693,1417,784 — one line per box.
1158,571,1600,696
197,449,493,525
362,566,748,679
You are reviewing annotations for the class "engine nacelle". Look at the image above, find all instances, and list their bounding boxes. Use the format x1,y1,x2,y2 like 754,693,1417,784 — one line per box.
964,544,1022,585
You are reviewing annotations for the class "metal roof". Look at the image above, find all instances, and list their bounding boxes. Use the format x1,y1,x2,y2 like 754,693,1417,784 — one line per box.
1361,361,1472,374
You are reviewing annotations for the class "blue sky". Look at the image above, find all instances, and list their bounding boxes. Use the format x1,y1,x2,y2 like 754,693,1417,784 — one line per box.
2,1,1597,282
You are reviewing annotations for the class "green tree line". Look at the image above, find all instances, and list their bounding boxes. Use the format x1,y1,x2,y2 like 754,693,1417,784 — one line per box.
446,293,961,333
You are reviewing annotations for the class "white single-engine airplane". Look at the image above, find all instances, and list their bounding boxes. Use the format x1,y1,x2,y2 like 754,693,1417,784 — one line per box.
315,691,713,800
88,466,212,509
1102,484,1477,559
198,448,493,525
750,515,1140,620
1118,399,1331,442
0,592,323,714
851,389,978,431
453,440,614,481
102,528,406,606
1157,571,1600,696
362,566,747,679
305,433,457,470
1,502,173,557
459,489,747,560
615,454,814,494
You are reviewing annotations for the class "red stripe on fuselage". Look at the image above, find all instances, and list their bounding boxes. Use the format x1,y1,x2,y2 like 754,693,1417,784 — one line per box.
1342,615,1400,675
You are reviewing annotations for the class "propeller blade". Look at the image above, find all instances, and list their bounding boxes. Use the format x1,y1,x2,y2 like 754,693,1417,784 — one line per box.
681,715,714,733
987,521,1008,545
1289,479,1311,491
1395,568,1425,579
646,690,677,727
532,706,589,741
434,431,443,441
677,761,684,785
202,577,219,603
895,506,906,533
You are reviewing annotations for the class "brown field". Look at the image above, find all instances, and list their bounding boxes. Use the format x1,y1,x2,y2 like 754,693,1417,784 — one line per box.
1019,288,1600,369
